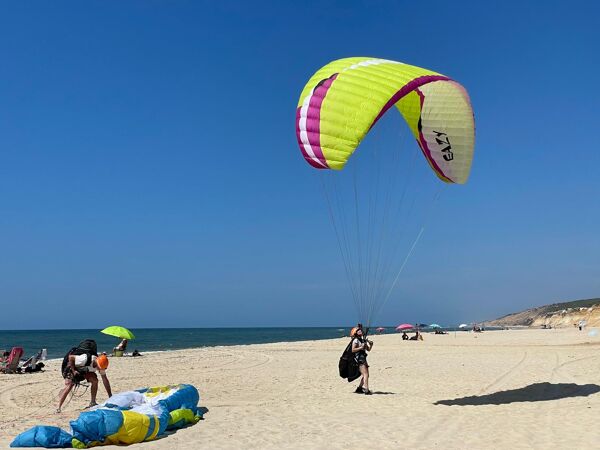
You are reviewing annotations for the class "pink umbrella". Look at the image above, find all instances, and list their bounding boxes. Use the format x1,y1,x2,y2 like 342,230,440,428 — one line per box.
396,323,414,331
375,327,386,334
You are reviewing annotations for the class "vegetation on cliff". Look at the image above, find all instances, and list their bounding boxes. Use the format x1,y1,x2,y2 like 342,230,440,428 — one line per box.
487,298,600,327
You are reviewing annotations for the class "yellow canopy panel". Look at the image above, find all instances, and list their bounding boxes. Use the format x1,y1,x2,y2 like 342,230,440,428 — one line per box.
295,57,475,184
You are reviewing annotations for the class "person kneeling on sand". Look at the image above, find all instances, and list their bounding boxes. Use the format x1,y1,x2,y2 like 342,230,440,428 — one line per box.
352,328,373,395
57,353,112,413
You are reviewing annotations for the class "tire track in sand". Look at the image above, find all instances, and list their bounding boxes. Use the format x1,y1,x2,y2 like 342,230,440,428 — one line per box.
0,379,60,438
206,350,305,409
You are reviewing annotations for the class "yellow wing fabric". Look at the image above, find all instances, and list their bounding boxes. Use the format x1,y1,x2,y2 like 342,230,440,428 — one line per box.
295,57,475,184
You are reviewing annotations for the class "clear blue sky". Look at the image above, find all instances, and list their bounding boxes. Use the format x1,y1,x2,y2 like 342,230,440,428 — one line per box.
1,1,598,329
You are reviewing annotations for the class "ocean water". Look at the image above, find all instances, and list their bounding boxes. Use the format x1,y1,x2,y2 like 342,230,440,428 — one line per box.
0,327,353,359
0,326,489,360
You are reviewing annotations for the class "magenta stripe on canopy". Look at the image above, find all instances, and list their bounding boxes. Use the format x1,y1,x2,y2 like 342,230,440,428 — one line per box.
295,107,314,166
414,87,448,181
296,74,339,169
296,106,326,169
369,75,449,129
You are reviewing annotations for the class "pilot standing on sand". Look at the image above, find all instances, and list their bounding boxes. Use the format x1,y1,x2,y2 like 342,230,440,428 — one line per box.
352,327,373,394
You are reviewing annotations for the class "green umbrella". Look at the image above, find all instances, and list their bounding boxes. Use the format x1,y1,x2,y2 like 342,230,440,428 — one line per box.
429,323,441,328
101,326,135,340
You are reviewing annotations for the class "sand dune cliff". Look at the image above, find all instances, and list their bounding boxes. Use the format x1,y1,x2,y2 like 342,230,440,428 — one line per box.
487,298,600,328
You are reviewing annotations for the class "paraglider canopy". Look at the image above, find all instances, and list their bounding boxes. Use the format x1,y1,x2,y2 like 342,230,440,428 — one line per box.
296,57,475,182
296,57,475,329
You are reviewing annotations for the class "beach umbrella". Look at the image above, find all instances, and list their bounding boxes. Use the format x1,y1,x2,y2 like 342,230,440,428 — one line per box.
429,323,441,328
101,326,135,340
396,324,414,331
458,324,468,329
375,327,386,333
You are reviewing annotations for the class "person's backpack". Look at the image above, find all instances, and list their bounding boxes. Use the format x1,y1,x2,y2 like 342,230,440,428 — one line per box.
338,341,352,378
60,339,98,377
338,339,361,382
77,339,98,356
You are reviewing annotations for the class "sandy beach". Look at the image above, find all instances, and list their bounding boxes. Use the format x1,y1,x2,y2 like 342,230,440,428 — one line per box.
1,328,599,449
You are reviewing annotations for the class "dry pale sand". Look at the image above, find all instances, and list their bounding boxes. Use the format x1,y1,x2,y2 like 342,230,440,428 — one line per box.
1,328,599,449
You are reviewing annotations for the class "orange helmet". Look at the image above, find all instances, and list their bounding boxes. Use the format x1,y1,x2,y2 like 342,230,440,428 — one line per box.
350,327,357,337
96,354,109,370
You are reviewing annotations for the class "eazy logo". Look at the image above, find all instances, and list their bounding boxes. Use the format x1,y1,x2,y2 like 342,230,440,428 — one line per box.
433,131,454,161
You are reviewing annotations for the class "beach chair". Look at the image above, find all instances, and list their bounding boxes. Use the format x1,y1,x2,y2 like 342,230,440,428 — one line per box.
0,347,24,374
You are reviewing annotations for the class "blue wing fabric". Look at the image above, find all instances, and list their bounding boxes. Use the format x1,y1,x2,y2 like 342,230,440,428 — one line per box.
10,426,73,448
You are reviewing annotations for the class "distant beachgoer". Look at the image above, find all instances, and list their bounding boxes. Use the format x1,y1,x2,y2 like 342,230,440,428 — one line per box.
57,353,112,413
21,349,46,373
409,330,423,341
402,332,409,341
352,328,373,394
114,339,128,354
0,350,9,370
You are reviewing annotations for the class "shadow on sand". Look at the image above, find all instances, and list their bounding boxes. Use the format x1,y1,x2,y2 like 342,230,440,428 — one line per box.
434,382,600,406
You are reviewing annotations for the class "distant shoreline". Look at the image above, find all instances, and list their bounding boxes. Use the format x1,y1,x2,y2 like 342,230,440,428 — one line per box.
1,326,508,360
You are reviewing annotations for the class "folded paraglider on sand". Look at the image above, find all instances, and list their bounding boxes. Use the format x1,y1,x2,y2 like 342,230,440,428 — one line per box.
11,384,203,448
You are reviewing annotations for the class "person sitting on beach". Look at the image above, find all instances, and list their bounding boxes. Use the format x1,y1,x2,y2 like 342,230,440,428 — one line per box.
0,350,8,371
57,353,112,413
352,328,373,395
409,330,423,341
21,349,46,373
114,339,128,354
402,332,409,341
